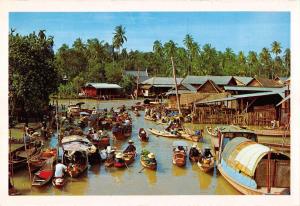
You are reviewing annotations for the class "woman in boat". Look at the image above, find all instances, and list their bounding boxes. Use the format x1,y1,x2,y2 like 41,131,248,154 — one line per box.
123,140,136,153
202,147,213,159
147,153,156,164
189,143,201,160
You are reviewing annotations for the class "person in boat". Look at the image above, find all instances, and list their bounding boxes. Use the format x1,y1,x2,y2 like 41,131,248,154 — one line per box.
124,119,131,126
202,147,213,158
115,153,125,164
146,153,157,164
189,143,200,158
139,128,146,136
123,140,136,153
54,159,67,178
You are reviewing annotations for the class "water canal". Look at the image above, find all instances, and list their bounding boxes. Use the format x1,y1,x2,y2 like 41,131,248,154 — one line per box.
10,99,289,195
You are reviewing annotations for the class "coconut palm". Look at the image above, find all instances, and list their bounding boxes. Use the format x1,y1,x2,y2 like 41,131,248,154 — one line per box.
38,30,46,40
247,51,258,76
283,48,290,76
259,47,272,78
113,25,127,56
271,41,282,78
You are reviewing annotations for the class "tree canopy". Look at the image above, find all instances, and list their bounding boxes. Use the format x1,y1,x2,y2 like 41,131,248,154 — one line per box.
9,30,59,118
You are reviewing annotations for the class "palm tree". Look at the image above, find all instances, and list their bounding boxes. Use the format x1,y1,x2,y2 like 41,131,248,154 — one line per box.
113,25,127,56
153,40,163,75
38,30,46,40
271,41,282,78
237,51,246,75
183,34,194,75
283,48,290,76
247,51,258,76
259,47,272,78
164,40,178,75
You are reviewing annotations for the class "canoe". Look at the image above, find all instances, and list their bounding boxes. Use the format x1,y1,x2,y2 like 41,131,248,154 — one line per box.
29,148,57,172
52,177,67,189
32,156,55,186
206,126,218,137
140,156,157,170
178,130,201,142
172,151,186,167
123,151,136,166
144,115,156,121
112,124,132,140
254,129,290,137
197,157,214,173
138,128,149,142
148,128,181,138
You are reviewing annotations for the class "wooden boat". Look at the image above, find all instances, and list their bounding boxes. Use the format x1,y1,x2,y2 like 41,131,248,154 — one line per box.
206,126,218,137
32,156,55,186
211,125,258,160
138,128,149,142
254,129,290,137
62,136,91,178
144,115,156,121
197,157,214,173
123,151,136,166
52,176,67,188
156,119,168,125
114,153,126,168
29,148,57,172
148,128,181,138
133,110,141,117
140,151,157,170
178,128,202,142
112,124,132,140
217,137,290,195
172,141,188,167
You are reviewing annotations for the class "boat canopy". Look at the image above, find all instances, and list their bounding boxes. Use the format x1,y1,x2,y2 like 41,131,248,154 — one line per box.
221,137,272,177
172,141,188,147
62,141,91,152
61,135,91,144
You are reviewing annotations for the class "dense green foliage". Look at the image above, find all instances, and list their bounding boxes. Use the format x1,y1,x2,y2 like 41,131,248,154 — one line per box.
10,26,290,104
55,29,290,96
9,30,59,117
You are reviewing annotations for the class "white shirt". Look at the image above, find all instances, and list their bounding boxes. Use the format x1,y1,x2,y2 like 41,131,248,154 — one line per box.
55,163,67,177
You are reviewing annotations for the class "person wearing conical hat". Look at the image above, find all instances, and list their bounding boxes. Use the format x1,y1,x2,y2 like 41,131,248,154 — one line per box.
123,139,136,153
147,153,157,164
189,143,200,160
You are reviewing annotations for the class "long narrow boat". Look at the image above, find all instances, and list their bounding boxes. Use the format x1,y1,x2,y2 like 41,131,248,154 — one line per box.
138,128,149,142
123,151,136,166
32,156,55,186
254,129,290,137
172,141,188,167
62,135,91,178
140,152,157,170
217,137,290,195
197,157,214,173
148,128,181,138
112,124,132,140
144,115,156,121
178,129,202,142
52,176,67,189
29,148,57,172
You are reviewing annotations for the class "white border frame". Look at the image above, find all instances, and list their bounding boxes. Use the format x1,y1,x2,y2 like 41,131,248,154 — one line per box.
0,1,299,206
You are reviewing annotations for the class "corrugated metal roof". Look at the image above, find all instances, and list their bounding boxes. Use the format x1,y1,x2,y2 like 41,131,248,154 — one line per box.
181,83,197,92
124,70,149,77
233,76,253,85
196,91,282,104
182,75,233,85
247,77,284,88
85,83,122,89
141,77,183,85
165,90,195,96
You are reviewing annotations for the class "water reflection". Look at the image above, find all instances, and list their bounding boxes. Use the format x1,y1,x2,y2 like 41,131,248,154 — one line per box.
144,169,157,186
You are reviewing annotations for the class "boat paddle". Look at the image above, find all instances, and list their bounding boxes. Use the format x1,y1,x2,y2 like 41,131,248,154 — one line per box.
138,167,145,173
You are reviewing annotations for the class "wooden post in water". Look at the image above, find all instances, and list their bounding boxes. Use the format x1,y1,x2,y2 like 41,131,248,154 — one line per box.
267,150,271,193
171,57,181,114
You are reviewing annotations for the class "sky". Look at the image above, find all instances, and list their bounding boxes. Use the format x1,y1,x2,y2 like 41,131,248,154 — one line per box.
9,12,290,54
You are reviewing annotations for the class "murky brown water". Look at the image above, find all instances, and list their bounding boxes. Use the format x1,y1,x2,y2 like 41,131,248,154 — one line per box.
10,99,289,195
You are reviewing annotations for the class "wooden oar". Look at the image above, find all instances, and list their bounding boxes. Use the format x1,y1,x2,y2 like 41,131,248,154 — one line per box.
138,167,145,173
